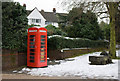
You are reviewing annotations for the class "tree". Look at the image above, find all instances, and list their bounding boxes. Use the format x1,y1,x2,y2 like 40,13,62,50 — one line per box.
45,24,67,36
115,6,120,43
99,21,110,40
105,2,119,58
57,13,68,32
59,1,120,58
2,2,28,51
66,7,103,40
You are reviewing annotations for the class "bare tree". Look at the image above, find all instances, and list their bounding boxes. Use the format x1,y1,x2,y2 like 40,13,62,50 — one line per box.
58,0,120,58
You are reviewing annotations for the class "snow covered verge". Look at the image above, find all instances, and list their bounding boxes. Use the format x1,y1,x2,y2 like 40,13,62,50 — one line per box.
14,50,120,79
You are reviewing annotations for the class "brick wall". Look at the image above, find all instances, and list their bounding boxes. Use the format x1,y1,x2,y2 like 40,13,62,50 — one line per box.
2,49,27,71
48,48,107,60
2,48,106,70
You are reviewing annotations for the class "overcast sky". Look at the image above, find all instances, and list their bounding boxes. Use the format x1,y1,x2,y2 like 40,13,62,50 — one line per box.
13,0,68,13
13,0,109,23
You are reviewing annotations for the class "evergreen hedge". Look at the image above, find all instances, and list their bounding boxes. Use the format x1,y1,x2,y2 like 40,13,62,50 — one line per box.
48,36,109,50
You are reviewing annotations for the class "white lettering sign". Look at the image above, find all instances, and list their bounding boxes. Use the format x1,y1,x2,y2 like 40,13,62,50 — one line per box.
39,30,46,32
29,30,37,32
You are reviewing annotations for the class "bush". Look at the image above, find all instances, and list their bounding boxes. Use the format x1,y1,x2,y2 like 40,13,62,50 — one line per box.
48,36,109,50
45,24,67,36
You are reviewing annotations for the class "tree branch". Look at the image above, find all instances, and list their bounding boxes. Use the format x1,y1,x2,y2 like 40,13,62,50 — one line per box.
100,16,110,19
97,11,108,14
104,2,110,13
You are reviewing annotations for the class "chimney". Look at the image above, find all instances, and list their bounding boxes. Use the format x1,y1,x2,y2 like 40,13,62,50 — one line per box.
41,9,44,12
23,4,26,8
53,8,56,14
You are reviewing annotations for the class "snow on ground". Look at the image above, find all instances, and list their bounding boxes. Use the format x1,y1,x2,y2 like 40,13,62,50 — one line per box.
15,51,119,79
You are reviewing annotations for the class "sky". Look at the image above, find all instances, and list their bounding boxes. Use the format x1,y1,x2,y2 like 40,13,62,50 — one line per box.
13,0,68,13
13,0,109,23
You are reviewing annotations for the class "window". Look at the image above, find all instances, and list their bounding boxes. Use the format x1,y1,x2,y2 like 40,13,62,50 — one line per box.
30,60,34,62
36,19,41,23
30,42,35,45
30,56,34,59
30,35,35,38
30,53,34,55
41,42,45,45
45,21,48,25
41,52,45,55
30,46,35,48
41,35,45,38
31,19,41,23
32,19,36,23
45,21,52,25
41,39,45,41
41,46,45,48
30,49,35,52
30,39,35,41
41,49,45,52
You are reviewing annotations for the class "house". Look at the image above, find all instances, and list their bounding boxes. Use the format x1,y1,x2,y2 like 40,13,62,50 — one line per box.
27,7,67,27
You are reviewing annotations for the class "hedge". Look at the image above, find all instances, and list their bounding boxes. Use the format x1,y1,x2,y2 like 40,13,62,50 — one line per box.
47,36,109,50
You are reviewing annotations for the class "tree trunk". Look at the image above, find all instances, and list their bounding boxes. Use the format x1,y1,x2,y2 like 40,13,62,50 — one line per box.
110,18,116,58
109,3,116,58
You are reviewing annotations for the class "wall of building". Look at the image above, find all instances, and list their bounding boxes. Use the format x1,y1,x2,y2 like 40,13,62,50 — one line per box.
27,8,59,27
52,22,59,27
45,22,59,27
27,8,46,27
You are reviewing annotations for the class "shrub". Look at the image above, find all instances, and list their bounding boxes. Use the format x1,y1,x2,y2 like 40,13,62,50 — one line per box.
47,36,109,50
45,24,67,36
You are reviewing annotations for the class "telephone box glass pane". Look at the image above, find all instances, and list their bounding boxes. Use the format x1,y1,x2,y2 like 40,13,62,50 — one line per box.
41,52,45,55
30,56,34,59
41,56,44,58
30,46,35,48
30,60,34,62
30,49,35,52
30,53,34,55
30,39,35,41
41,42,45,45
40,60,45,62
41,39,45,41
30,35,35,38
41,46,45,48
41,49,44,52
41,35,45,38
30,42,35,45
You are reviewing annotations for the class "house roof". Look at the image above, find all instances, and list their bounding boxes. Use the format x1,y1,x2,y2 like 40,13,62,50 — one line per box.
27,10,32,16
40,11,58,22
27,7,67,22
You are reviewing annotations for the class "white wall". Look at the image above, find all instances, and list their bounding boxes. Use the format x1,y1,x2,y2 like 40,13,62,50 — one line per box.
52,22,59,27
45,22,59,27
27,8,46,27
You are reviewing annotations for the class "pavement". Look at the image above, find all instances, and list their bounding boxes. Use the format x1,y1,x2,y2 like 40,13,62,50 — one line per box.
2,69,83,79
2,74,85,79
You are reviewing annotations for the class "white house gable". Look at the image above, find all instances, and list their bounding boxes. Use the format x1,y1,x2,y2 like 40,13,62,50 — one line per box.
27,8,46,27
27,7,67,27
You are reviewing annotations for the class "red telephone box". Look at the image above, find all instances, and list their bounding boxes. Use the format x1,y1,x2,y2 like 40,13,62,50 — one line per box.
27,27,47,67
